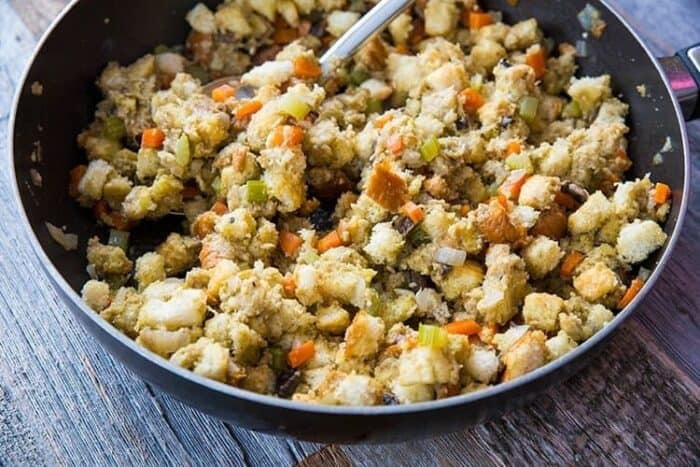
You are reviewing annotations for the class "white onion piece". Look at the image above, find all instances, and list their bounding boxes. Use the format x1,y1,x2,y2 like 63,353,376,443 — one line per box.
434,247,466,266
576,40,588,57
45,222,78,251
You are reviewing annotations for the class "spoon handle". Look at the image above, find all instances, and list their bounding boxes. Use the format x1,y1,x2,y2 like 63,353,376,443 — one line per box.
319,0,414,73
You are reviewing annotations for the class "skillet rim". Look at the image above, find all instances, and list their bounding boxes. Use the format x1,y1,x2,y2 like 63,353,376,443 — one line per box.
8,0,691,417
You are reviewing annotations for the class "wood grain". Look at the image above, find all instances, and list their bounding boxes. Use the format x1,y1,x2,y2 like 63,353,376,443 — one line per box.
0,1,698,466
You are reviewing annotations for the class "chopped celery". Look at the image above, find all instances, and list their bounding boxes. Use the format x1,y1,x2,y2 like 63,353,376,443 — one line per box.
366,98,383,115
420,137,440,162
408,227,430,247
349,66,370,86
505,152,534,173
102,116,126,141
417,323,449,349
153,44,170,54
367,289,383,316
211,176,222,197
246,180,268,203
269,347,287,374
562,100,582,119
280,95,311,120
518,96,539,124
175,134,191,166
108,229,130,252
185,63,210,84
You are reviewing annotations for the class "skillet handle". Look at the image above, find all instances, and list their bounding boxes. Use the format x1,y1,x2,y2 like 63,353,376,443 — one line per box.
660,44,700,121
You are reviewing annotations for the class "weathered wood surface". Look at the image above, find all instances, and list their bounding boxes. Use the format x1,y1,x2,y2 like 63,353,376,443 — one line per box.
0,0,698,465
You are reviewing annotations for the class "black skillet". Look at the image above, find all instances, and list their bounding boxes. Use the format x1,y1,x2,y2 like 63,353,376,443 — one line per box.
9,0,700,442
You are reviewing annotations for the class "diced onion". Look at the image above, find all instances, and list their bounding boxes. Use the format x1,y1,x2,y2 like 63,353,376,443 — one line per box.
45,222,78,251
562,100,582,118
435,247,466,266
505,153,533,172
638,267,652,281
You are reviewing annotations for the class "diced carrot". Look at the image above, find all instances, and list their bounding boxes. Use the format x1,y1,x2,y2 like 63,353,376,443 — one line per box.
496,193,509,210
467,11,493,29
317,230,343,253
68,165,87,198
279,230,303,257
375,114,393,129
366,162,408,211
282,275,297,297
182,185,200,200
525,48,547,79
293,56,322,79
287,340,315,368
93,200,110,222
444,319,482,336
401,201,425,223
235,100,263,120
459,87,485,113
617,278,644,309
211,200,228,215
498,170,529,200
405,337,418,349
269,125,305,148
387,134,404,155
273,28,299,45
506,141,522,156
653,182,671,205
141,128,165,149
211,84,236,103
561,251,585,277
460,204,471,216
554,191,578,210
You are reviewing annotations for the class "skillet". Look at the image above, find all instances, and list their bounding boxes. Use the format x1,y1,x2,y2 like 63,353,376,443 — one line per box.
9,0,699,442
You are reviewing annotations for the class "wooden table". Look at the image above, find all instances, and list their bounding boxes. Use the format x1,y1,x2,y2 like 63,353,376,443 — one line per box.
1,0,698,465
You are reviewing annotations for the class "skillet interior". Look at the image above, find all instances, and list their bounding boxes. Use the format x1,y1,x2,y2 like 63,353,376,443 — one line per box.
10,0,688,442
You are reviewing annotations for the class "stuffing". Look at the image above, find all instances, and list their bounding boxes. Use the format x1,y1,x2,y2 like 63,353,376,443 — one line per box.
501,330,547,381
71,0,671,405
522,235,563,279
545,331,578,360
326,11,360,37
568,191,614,235
137,279,207,331
567,75,612,115
362,222,405,265
341,311,386,360
616,220,667,264
522,293,565,332
573,262,620,302
134,252,167,290
398,347,458,386
477,245,529,325
170,337,230,382
100,287,144,337
86,237,133,280
81,280,111,312
424,0,459,37
315,303,351,335
518,175,560,210
156,233,201,276
463,347,500,384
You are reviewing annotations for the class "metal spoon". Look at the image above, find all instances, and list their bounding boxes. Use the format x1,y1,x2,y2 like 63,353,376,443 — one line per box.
202,0,414,98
